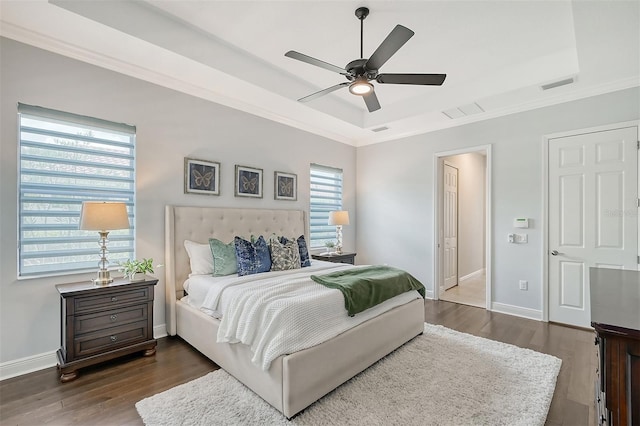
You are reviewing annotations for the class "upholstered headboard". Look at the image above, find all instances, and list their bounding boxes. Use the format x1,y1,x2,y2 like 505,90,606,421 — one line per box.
164,205,307,335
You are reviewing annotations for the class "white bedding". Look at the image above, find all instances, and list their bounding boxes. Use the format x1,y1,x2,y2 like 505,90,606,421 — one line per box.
184,261,422,370
184,260,342,318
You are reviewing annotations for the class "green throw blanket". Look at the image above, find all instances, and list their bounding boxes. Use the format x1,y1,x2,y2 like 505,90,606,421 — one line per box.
311,265,425,316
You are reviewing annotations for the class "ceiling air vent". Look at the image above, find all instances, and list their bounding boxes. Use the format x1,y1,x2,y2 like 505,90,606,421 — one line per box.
541,77,575,91
371,126,389,133
442,102,484,119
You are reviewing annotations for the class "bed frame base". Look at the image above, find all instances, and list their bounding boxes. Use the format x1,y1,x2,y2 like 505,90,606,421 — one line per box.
176,298,424,418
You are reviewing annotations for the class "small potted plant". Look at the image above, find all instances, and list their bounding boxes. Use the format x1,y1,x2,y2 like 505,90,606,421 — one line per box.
324,241,336,255
119,258,156,282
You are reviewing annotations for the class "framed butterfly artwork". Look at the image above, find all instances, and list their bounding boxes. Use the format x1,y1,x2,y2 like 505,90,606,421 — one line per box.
184,158,220,196
234,165,263,198
274,171,297,201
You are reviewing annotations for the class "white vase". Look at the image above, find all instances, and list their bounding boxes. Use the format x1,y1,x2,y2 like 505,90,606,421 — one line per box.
129,272,145,282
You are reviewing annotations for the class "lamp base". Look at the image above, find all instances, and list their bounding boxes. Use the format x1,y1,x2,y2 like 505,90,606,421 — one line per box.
92,270,113,286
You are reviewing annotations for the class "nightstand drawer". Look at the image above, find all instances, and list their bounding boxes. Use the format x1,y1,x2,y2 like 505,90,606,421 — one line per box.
75,305,148,335
74,320,148,358
74,287,149,314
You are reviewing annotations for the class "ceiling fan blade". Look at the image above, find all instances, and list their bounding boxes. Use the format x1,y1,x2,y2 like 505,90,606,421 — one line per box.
377,73,447,85
298,82,350,103
365,25,414,71
362,90,381,112
285,51,347,75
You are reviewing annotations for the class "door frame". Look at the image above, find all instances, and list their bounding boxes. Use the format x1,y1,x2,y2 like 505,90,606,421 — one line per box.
542,120,639,322
432,144,492,307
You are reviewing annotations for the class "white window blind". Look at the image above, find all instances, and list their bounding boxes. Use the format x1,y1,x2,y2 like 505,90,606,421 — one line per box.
309,164,343,248
18,104,136,277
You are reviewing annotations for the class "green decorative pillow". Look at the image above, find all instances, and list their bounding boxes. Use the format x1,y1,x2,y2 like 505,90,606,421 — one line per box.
269,235,301,271
208,238,237,276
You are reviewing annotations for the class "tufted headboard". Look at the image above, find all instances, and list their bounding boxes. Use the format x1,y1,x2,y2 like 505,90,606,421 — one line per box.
164,205,307,335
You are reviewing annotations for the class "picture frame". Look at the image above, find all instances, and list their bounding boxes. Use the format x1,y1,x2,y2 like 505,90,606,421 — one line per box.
184,158,220,196
234,165,263,198
274,171,297,201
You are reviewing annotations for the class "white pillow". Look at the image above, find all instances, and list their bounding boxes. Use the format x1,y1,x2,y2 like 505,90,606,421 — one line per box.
184,240,214,276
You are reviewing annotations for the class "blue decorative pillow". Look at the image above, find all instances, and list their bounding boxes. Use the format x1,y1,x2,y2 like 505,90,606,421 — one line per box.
280,235,311,268
296,235,311,267
234,235,271,276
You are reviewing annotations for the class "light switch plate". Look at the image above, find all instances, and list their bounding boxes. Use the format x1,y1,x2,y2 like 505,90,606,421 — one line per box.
514,233,528,243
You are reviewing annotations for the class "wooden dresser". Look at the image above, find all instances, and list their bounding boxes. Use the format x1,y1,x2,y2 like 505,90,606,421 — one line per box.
590,268,640,426
56,277,158,382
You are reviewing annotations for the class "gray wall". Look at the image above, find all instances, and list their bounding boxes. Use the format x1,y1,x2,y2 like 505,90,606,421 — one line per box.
1,34,639,374
356,87,639,314
0,38,356,367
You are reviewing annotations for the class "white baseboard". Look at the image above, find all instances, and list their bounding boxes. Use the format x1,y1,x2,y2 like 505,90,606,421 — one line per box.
0,351,57,381
424,289,434,299
490,302,543,321
459,268,486,283
154,323,167,339
1,324,168,381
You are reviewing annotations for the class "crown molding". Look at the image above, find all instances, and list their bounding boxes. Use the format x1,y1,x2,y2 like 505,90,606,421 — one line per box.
359,76,640,146
0,21,360,146
3,20,638,148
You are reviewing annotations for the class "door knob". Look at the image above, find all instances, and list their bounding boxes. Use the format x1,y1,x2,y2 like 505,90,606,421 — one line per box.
551,250,560,256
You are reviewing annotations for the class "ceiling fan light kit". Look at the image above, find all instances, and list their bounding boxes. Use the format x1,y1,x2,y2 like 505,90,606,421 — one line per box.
285,6,446,112
349,78,373,95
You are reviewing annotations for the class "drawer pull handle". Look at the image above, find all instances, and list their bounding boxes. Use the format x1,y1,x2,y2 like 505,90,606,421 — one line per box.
111,296,118,302
110,314,117,322
110,335,117,342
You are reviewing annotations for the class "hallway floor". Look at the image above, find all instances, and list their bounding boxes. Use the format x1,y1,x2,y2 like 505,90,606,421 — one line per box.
440,272,486,308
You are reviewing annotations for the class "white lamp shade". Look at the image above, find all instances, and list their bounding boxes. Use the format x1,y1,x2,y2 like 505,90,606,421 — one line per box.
328,210,350,226
79,201,130,231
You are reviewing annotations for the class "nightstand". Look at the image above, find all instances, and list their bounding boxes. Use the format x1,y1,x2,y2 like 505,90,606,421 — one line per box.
55,277,158,382
312,252,357,265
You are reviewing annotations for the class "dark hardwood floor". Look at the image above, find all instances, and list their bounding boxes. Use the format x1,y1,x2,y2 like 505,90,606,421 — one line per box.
0,300,595,425
424,300,596,426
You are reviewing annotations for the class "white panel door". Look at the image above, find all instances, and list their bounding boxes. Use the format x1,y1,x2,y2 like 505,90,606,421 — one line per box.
443,163,458,290
549,126,638,327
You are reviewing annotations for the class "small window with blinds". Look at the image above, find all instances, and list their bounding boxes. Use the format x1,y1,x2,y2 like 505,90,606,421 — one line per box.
18,104,136,277
309,164,343,248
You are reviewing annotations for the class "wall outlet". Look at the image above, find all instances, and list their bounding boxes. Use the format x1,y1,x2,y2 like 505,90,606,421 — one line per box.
519,280,528,290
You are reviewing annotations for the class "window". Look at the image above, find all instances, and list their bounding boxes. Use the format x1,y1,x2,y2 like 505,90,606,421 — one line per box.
18,104,136,277
309,164,343,248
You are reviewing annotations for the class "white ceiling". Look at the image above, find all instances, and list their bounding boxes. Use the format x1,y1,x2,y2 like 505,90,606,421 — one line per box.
1,0,638,146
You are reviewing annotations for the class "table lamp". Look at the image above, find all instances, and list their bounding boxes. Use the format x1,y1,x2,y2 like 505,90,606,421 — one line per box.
79,201,130,286
328,210,350,254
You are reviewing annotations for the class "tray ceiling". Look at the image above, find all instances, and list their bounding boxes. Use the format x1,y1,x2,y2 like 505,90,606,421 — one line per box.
1,0,638,146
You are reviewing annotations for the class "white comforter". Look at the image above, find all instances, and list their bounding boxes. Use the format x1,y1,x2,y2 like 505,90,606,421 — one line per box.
186,261,422,370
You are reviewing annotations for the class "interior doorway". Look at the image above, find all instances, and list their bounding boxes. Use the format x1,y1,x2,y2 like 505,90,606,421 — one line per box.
433,145,492,309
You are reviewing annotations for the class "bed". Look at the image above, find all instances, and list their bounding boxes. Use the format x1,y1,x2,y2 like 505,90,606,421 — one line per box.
164,205,425,419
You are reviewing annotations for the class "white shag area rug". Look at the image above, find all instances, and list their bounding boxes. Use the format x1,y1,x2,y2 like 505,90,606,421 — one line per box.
136,323,561,426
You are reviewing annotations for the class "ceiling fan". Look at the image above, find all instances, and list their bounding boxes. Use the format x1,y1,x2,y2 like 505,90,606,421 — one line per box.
285,7,446,112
